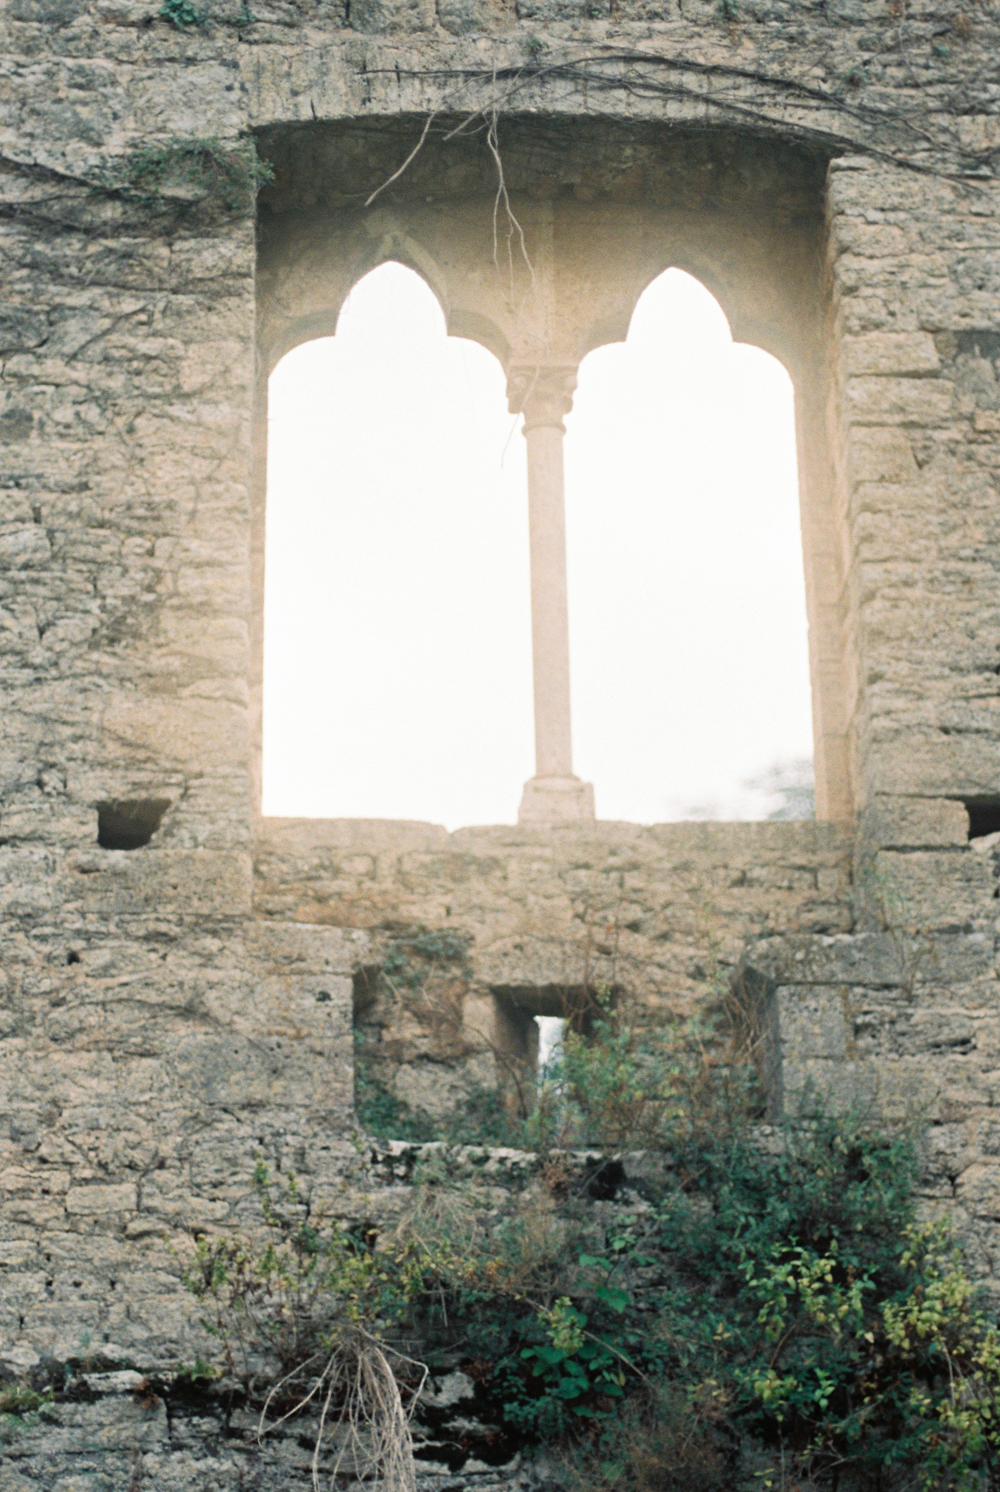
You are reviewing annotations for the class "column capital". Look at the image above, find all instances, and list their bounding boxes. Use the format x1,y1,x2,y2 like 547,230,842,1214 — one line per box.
507,364,578,433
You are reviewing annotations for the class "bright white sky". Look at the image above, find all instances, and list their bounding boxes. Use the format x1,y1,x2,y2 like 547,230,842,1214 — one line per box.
263,262,813,829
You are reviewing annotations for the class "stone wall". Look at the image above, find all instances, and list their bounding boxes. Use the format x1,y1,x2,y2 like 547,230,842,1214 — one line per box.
1,0,999,1478
257,817,852,1121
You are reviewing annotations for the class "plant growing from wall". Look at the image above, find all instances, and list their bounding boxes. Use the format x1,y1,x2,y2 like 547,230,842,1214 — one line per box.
184,1160,431,1490
185,1021,1000,1491
92,137,274,218
159,0,204,27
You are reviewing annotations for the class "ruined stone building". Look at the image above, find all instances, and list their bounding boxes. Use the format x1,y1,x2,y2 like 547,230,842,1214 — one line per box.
1,0,999,1481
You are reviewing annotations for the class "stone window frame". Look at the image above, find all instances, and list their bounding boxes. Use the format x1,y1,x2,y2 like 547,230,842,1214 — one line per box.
250,119,853,828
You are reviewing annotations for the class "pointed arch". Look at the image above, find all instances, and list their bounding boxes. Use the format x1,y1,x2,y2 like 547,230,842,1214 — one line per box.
261,261,534,827
564,267,815,822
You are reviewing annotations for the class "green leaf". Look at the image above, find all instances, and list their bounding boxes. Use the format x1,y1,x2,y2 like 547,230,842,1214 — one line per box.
554,1376,587,1399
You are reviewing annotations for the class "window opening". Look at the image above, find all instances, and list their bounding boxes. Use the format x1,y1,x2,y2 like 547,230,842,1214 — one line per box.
263,262,531,828
264,264,813,832
535,1015,565,1078
565,268,813,823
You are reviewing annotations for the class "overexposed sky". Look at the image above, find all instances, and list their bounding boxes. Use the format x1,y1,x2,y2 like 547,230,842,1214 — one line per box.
263,262,813,828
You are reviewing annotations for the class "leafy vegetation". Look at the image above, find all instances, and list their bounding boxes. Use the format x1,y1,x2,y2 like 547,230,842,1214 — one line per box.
159,0,204,26
0,1382,54,1444
110,137,273,215
184,1011,1000,1490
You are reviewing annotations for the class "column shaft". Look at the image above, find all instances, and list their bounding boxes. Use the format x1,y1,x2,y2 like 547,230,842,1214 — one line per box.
525,419,573,779
508,364,595,823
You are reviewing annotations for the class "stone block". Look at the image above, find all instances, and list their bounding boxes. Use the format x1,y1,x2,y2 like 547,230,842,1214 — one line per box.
956,1163,1000,1222
845,376,954,426
779,1056,880,1118
65,850,252,918
845,333,940,376
64,1184,137,1215
863,736,1000,799
861,795,969,849
830,221,907,258
863,850,996,935
775,986,852,1061
748,933,905,988
102,694,248,772
349,0,434,29
848,427,919,482
0,524,52,568
437,0,514,29
244,919,369,974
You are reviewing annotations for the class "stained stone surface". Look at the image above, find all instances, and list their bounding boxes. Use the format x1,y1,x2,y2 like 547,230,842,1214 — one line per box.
1,0,1000,1478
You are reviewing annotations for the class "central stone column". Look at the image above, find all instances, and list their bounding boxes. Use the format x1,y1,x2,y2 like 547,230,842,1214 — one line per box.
508,364,595,824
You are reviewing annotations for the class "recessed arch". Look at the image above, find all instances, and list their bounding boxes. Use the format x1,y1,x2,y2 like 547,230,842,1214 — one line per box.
253,119,854,823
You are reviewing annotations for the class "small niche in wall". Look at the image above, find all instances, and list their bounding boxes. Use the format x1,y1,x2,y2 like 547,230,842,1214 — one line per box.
97,799,171,851
963,799,1000,841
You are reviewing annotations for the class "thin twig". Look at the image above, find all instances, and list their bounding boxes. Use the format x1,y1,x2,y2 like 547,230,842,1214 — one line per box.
365,112,439,207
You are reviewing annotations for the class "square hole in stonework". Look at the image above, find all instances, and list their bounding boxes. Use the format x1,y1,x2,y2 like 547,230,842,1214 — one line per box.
97,799,171,851
963,798,1000,841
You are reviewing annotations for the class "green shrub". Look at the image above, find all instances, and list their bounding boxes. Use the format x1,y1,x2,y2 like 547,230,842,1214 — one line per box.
186,1017,1000,1491
529,992,760,1153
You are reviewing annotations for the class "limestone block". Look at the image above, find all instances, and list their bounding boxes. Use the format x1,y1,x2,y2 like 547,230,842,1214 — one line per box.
65,850,252,919
862,736,1000,799
775,986,852,1061
167,983,353,1124
861,795,969,849
437,0,514,29
608,0,679,14
845,333,940,376
956,1164,1000,1222
0,304,48,352
779,1056,880,1118
829,221,906,258
0,524,51,568
349,0,435,29
848,427,919,482
102,694,248,771
478,934,591,991
244,919,369,974
749,932,905,988
910,932,996,989
907,1008,978,1055
64,1184,137,1215
845,376,954,426
863,850,996,934
517,0,612,15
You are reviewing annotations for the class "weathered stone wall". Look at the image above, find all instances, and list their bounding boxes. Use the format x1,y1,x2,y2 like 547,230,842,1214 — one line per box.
258,818,852,1120
1,0,999,1480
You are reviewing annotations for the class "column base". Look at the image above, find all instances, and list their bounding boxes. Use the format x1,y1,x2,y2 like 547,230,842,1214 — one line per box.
518,776,596,825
